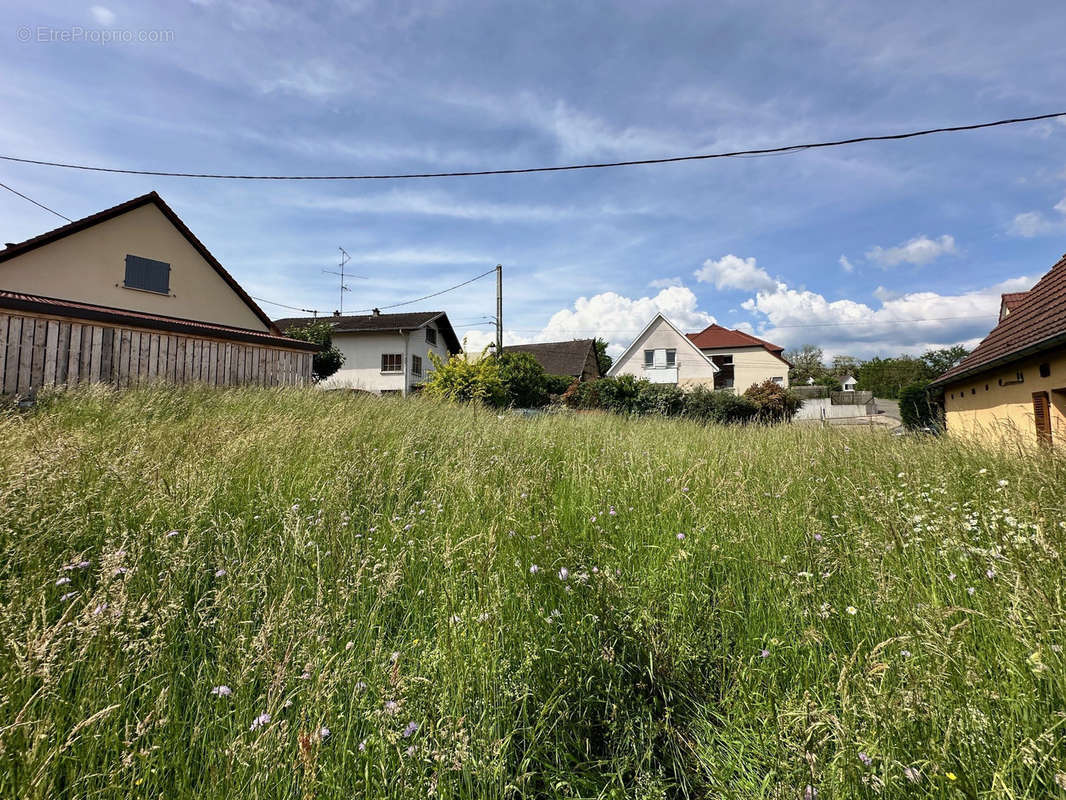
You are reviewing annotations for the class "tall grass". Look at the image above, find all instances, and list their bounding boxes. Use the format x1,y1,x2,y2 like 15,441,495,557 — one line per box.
0,386,1064,799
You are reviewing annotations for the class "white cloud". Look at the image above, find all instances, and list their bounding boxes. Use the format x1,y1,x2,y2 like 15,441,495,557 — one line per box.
1009,198,1066,237
694,254,778,292
839,255,854,272
648,276,682,289
293,191,569,223
741,275,1033,359
865,234,957,268
90,6,115,25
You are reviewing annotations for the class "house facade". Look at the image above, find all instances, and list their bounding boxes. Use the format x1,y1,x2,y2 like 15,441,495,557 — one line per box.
931,254,1066,447
607,313,718,386
0,192,315,396
501,339,601,382
686,323,791,391
275,310,461,395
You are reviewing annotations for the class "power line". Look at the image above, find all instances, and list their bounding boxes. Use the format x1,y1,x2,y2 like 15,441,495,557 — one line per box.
346,267,497,314
0,180,72,222
0,112,1061,181
250,295,319,314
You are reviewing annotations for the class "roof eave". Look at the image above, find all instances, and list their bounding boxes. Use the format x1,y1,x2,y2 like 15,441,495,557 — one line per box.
930,330,1066,388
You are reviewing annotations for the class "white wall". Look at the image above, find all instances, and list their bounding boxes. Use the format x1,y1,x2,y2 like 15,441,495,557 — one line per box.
318,325,452,393
698,345,790,390
611,317,717,387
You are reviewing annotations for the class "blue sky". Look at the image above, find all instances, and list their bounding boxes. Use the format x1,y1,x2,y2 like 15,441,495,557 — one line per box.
3,0,1066,358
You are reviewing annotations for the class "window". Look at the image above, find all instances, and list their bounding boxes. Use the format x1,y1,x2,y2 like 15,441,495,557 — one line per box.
772,376,784,385
425,327,437,346
411,354,423,377
381,353,403,373
1040,362,1051,378
665,349,676,366
124,254,170,294
644,349,654,367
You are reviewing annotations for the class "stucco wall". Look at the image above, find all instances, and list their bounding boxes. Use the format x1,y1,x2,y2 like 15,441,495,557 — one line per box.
943,349,1066,447
697,345,790,390
319,325,452,393
0,204,269,332
610,318,716,386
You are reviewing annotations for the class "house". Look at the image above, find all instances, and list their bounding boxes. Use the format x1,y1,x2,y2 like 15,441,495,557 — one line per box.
274,310,460,395
607,313,719,386
930,253,1066,447
501,339,601,381
0,192,316,396
841,374,858,391
685,323,791,390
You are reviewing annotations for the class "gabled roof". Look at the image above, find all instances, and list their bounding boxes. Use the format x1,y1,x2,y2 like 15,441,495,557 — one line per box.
275,311,462,354
607,313,719,376
0,191,281,335
932,254,1066,387
0,289,317,350
686,323,791,365
502,339,599,377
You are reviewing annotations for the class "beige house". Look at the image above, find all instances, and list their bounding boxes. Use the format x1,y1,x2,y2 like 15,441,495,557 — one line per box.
0,192,316,396
686,323,791,391
931,254,1066,448
607,313,719,387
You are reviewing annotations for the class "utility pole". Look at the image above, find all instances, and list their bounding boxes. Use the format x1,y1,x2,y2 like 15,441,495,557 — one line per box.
495,263,503,356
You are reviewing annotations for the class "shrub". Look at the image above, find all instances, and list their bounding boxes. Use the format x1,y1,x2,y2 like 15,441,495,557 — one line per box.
497,352,550,408
683,385,759,424
544,374,575,399
422,350,506,406
743,380,803,423
899,380,941,432
283,319,344,382
634,382,685,416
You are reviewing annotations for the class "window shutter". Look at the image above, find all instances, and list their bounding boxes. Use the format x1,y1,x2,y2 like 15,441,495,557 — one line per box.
1032,391,1052,446
124,255,171,294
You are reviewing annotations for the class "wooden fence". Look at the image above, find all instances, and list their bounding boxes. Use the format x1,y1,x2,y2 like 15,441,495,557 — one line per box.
0,311,312,396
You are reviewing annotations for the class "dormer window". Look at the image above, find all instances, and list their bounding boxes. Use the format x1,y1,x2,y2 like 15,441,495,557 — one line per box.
124,254,170,295
425,327,437,346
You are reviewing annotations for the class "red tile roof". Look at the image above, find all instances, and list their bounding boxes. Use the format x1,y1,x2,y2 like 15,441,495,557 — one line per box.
0,289,316,350
1000,291,1030,312
686,323,791,365
932,253,1066,387
0,191,282,335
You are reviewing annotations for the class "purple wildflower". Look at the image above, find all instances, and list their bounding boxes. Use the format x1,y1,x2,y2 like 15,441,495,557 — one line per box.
558,567,569,581
55,577,71,586
858,752,872,767
529,564,540,574
210,685,233,697
249,712,270,731
402,721,419,737
760,649,770,658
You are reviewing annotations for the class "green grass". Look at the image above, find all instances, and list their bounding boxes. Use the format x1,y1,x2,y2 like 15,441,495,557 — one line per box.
1,386,1064,799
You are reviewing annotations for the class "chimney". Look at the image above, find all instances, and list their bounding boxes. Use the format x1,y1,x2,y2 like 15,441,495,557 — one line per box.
332,310,341,317
372,308,381,316
4,243,16,249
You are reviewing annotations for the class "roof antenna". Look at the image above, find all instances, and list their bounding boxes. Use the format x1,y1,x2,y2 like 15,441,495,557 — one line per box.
322,246,367,315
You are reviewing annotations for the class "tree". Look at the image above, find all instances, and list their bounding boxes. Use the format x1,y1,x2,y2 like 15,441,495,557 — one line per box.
856,356,932,398
594,338,613,376
497,351,550,408
743,380,803,423
921,345,969,378
830,354,860,378
784,344,826,385
423,349,506,406
283,319,344,383
899,381,941,431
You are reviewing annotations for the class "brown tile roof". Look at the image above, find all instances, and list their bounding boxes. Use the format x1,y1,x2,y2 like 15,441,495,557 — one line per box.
0,191,282,335
0,289,317,350
686,323,791,365
275,311,461,354
1000,291,1030,312
501,339,599,377
932,254,1066,387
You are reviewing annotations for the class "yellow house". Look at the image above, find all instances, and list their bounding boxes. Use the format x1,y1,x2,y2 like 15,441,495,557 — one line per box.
0,192,316,395
686,323,792,391
931,253,1066,447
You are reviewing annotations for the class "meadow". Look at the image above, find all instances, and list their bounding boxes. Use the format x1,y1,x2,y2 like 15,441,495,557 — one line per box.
0,386,1064,799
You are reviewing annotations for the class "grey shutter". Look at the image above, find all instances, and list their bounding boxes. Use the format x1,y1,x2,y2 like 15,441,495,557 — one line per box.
125,255,171,294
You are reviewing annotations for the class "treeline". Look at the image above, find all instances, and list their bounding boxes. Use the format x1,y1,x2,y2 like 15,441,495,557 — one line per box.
784,344,969,398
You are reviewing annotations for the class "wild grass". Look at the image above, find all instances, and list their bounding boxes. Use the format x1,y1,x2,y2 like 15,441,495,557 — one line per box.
0,386,1064,799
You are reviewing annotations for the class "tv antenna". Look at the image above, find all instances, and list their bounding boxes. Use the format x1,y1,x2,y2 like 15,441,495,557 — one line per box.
322,247,367,314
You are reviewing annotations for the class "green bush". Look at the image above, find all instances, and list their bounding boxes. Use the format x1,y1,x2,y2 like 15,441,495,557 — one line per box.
497,352,550,408
634,382,686,416
742,380,803,423
683,385,759,424
899,380,941,431
422,350,506,406
544,374,575,398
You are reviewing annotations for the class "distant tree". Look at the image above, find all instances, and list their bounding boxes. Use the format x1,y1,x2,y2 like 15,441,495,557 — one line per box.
830,354,860,378
856,356,932,398
920,345,969,378
594,338,613,376
899,381,941,431
497,351,550,408
784,344,826,385
283,319,344,383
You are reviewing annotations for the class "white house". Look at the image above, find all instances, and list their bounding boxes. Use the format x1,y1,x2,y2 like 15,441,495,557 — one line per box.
275,309,460,395
686,323,791,390
607,313,719,387
841,374,858,391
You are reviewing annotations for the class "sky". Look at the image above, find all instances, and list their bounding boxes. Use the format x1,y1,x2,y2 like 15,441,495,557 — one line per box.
3,0,1066,360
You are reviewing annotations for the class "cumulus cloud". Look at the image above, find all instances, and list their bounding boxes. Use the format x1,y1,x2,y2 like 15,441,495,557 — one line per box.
648,276,683,289
839,255,854,272
865,235,957,268
694,254,778,292
90,6,115,24
741,275,1033,359
1008,198,1066,237
464,285,716,357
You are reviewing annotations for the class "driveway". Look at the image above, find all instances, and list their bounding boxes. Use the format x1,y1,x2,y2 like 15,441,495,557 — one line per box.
874,398,900,421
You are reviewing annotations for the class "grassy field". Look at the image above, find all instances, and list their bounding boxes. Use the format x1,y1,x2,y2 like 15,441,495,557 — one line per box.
1,387,1064,799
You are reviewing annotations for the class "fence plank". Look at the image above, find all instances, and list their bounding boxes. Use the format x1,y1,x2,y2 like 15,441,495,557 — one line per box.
137,332,150,382
56,322,71,385
43,320,59,386
100,327,115,384
17,318,35,394
67,322,82,385
89,327,103,383
5,316,22,395
148,334,160,381
29,319,46,390
79,325,92,383
0,315,7,392
117,330,130,385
